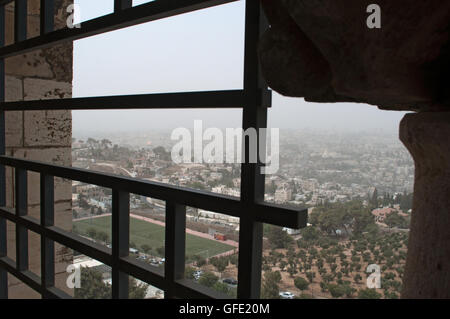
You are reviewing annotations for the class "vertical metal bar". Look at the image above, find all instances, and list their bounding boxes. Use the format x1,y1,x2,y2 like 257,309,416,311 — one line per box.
114,0,132,13
40,174,55,295
40,0,54,35
0,3,7,300
112,189,129,299
164,202,186,299
238,0,268,299
14,0,27,42
15,168,28,271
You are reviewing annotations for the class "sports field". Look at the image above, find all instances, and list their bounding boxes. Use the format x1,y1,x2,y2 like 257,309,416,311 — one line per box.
73,215,234,260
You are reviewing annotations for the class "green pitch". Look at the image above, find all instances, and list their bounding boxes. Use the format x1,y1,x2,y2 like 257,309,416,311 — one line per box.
73,215,234,261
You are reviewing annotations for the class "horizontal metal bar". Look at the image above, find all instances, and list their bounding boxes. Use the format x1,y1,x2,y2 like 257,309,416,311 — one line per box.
0,256,72,299
0,90,272,111
43,286,72,299
0,208,40,232
174,278,230,299
0,0,238,59
254,202,308,229
118,256,166,290
0,206,171,294
114,0,133,13
0,156,305,227
0,207,112,266
0,208,236,299
43,226,113,266
0,257,41,292
0,155,243,216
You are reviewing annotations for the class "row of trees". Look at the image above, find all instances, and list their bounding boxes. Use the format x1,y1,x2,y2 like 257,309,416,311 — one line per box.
261,270,383,299
74,267,148,299
260,200,408,299
184,267,237,297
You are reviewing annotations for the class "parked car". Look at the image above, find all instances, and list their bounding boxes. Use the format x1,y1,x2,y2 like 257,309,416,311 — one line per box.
150,258,159,266
193,270,203,280
279,291,295,299
222,278,238,286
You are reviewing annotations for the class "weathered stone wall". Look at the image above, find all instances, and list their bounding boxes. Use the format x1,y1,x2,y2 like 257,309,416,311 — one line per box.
400,112,450,299
260,1,450,299
4,0,73,298
259,0,450,111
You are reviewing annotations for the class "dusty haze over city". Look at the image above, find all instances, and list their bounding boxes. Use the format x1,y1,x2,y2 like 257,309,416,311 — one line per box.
72,0,409,136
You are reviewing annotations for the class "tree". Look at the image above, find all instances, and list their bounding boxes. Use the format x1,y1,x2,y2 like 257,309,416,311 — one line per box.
97,231,109,243
385,211,409,229
300,226,320,242
153,146,170,160
156,246,165,256
87,227,97,240
185,267,196,280
266,180,277,195
87,138,98,148
330,263,338,273
78,194,89,209
328,284,346,298
343,285,356,298
75,267,111,299
229,254,238,266
210,256,228,272
369,187,378,207
306,271,315,283
199,272,218,288
100,139,112,149
129,277,149,299
213,282,230,294
141,244,151,255
358,288,382,299
193,255,206,267
261,271,281,299
294,277,309,291
266,225,293,249
353,209,375,235
287,266,298,277
74,266,149,299
279,260,287,271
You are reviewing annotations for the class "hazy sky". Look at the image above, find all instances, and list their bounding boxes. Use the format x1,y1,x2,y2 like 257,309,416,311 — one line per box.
72,0,409,135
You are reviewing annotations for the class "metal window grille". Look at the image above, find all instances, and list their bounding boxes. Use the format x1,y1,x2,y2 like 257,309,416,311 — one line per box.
0,0,307,299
